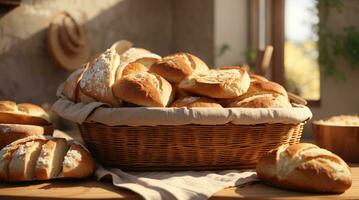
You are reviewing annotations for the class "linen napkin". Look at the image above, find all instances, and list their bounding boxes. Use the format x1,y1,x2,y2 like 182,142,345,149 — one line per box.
95,165,257,200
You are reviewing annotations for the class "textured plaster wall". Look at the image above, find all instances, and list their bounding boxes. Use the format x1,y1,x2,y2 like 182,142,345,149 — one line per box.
1,0,215,105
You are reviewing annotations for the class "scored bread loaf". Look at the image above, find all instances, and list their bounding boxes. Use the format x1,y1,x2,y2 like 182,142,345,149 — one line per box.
0,136,95,182
35,138,68,180
62,142,95,178
0,123,53,149
178,68,250,99
113,71,174,107
149,52,209,83
79,48,120,106
227,80,291,108
0,101,50,126
256,143,352,193
170,96,223,108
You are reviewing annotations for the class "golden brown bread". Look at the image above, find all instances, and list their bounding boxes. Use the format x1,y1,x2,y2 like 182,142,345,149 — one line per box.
0,101,51,126
256,143,352,193
227,81,291,108
113,71,174,107
0,136,95,182
79,48,121,106
178,68,250,99
249,74,268,82
170,96,222,108
0,123,53,149
149,53,209,83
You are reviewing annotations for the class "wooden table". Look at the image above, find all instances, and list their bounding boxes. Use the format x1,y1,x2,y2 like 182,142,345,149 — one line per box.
0,164,358,200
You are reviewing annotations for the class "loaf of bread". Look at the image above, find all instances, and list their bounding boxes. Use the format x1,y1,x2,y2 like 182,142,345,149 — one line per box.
0,136,95,182
227,80,291,108
0,101,51,126
178,68,250,99
149,53,209,83
79,48,121,106
170,96,222,108
0,123,53,149
256,143,352,193
113,71,174,107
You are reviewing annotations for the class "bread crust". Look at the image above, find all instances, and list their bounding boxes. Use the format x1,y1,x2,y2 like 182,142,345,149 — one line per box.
149,53,208,83
0,123,53,149
0,101,50,126
178,68,250,99
256,143,352,193
170,96,223,108
113,72,174,107
62,143,95,178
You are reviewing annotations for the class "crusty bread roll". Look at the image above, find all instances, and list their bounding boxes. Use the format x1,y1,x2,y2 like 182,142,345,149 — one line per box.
178,68,250,99
79,48,120,106
62,142,95,179
170,96,222,108
149,53,209,83
0,123,53,149
249,74,268,82
35,138,68,180
256,143,352,193
0,101,51,126
227,80,292,108
113,71,174,107
0,136,95,182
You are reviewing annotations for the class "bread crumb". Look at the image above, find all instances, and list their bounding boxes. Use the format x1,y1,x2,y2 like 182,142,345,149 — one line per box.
63,150,82,168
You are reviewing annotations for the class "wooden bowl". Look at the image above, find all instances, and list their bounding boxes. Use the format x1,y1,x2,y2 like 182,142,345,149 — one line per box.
312,122,359,162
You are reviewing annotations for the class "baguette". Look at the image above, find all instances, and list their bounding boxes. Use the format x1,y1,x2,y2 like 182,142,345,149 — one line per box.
178,68,250,99
0,123,53,149
256,143,352,193
149,53,208,83
0,101,50,126
0,136,95,182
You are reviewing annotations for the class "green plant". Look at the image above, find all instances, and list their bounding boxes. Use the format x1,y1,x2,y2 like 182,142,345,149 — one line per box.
317,0,359,80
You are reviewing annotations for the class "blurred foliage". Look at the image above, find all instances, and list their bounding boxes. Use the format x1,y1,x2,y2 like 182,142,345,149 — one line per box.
285,41,320,100
216,44,230,58
317,0,359,80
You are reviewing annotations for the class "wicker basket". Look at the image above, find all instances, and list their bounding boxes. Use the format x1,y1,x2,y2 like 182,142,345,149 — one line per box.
79,122,304,171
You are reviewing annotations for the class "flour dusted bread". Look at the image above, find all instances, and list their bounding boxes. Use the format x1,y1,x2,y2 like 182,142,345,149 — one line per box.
0,123,53,149
35,138,68,180
150,53,209,83
113,71,174,107
227,80,291,108
0,136,95,182
178,68,250,99
170,96,222,108
0,101,50,126
62,143,95,178
256,143,352,193
79,48,120,106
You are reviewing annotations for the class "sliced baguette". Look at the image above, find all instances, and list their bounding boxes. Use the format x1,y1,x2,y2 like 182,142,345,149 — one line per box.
62,143,95,178
35,138,68,180
8,140,45,181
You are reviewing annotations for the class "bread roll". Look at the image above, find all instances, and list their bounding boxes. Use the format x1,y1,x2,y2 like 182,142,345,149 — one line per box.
178,68,250,99
0,101,50,126
170,96,222,108
0,123,53,149
249,74,268,82
35,138,68,180
227,80,292,108
0,136,95,182
113,71,174,107
149,53,209,83
79,48,120,106
256,143,352,193
62,143,95,179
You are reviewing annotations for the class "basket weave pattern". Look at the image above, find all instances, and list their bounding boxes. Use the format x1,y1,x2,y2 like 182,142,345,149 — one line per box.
79,123,304,171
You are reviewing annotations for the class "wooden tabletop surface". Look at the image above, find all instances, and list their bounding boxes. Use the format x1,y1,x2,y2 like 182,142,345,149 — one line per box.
0,164,358,200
